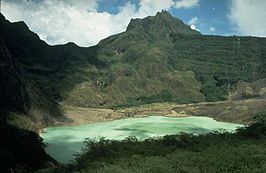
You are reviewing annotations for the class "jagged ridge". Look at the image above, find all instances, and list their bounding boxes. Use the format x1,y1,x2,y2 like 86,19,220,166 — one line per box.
1,11,266,121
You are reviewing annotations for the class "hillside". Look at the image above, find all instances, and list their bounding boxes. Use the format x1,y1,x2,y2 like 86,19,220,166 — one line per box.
1,10,266,173
1,11,266,127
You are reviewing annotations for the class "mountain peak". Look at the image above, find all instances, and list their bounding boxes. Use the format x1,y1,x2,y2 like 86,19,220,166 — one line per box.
126,10,201,38
155,10,172,17
154,10,181,21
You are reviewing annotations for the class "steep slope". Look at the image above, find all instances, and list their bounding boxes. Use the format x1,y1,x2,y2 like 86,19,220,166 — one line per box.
2,10,266,173
126,10,200,41
0,13,104,101
1,11,266,115
0,13,106,128
0,16,58,172
0,35,63,130
0,36,29,113
0,14,61,129
62,12,204,107
65,11,266,107
0,120,56,173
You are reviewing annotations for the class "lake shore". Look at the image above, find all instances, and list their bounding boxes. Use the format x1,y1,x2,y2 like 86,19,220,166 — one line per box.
51,103,189,128
48,98,266,130
41,115,243,163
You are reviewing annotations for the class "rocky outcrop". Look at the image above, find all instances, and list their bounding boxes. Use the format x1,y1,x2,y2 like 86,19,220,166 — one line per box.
228,79,266,100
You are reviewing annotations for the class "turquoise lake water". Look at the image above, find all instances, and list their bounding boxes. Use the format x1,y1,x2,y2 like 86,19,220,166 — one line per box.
41,116,243,163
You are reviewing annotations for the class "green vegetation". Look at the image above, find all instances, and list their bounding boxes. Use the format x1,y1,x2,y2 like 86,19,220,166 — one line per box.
1,10,266,173
110,89,173,108
1,11,266,114
35,110,266,173
53,13,266,106
0,120,55,173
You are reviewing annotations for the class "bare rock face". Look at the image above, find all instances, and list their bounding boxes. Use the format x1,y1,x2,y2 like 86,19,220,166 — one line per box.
228,78,266,100
126,10,200,41
228,80,255,100
259,87,266,97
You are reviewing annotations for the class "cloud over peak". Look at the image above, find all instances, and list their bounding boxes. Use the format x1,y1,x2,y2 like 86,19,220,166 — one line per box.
175,0,199,9
2,0,199,46
188,17,199,31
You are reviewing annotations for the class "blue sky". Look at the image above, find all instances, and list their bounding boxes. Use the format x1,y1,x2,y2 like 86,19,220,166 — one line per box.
2,0,266,46
97,0,232,36
171,0,233,35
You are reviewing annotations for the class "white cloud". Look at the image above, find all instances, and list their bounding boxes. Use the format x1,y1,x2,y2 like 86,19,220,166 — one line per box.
229,0,266,37
190,25,196,30
188,17,199,31
188,17,198,25
2,0,200,46
175,0,199,9
210,26,215,32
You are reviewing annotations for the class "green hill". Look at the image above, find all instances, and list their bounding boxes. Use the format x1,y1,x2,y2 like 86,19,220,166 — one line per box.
1,10,266,173
1,11,266,122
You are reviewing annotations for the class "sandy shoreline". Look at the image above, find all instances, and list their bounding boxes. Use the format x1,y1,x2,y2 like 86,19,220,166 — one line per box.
51,104,189,128
40,98,265,132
